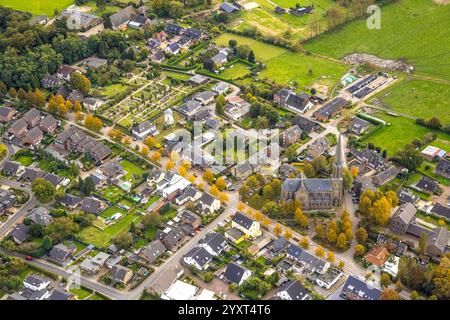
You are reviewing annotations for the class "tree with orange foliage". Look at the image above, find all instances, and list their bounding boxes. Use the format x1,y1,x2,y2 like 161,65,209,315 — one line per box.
151,151,161,163
141,145,150,156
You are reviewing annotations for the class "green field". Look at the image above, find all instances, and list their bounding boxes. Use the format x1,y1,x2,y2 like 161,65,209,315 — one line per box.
361,112,450,156
99,185,126,203
230,0,340,42
371,79,450,124
304,0,450,81
100,206,126,219
219,62,253,80
78,213,141,248
0,0,74,16
120,160,145,182
214,33,347,89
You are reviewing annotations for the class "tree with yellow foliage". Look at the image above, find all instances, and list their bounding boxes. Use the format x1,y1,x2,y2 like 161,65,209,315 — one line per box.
144,136,155,149
284,229,293,241
315,246,325,258
202,169,214,184
350,165,359,178
299,237,310,249
84,114,103,132
273,224,282,237
219,192,229,204
178,166,187,177
150,151,161,163
336,233,347,249
181,159,191,170
354,244,365,256
187,174,196,184
123,136,132,145
327,227,337,244
141,145,149,156
327,251,335,263
197,182,204,190
74,100,82,112
338,261,345,270
380,289,400,300
237,202,246,212
75,111,84,122
261,217,270,228
210,185,220,197
107,129,123,142
215,177,227,190
254,210,262,222
166,160,175,170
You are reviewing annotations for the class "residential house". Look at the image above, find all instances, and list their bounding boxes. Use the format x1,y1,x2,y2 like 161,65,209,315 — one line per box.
222,263,251,286
21,127,43,147
274,280,310,300
225,227,246,244
426,227,449,259
292,115,320,133
43,173,64,188
180,210,202,230
274,89,313,114
99,162,124,179
38,114,58,134
340,276,381,300
128,14,149,29
220,2,239,13
415,177,439,194
348,117,370,136
183,247,213,270
155,171,191,200
166,42,180,55
2,161,25,177
23,275,50,292
110,265,133,285
41,74,64,89
175,185,202,206
0,106,17,122
147,38,160,51
436,159,450,179
189,74,209,86
8,223,29,244
68,89,84,103
22,108,41,127
80,198,106,215
230,212,261,239
390,203,417,234
147,169,165,185
165,23,184,35
157,227,186,250
0,189,16,214
278,163,297,180
60,10,102,31
211,50,228,67
47,290,75,301
139,240,166,264
178,100,203,118
364,244,390,267
28,207,53,227
372,165,400,186
306,136,329,160
21,168,45,182
79,252,110,274
7,119,28,138
152,50,166,63
224,96,250,121
281,125,302,147
271,236,290,255
193,91,217,106
184,28,202,40
56,65,79,81
48,243,76,266
88,171,108,190
351,148,386,170
85,57,108,69
83,97,105,112
430,203,450,220
60,194,82,209
197,193,221,214
397,188,419,205
286,244,330,274
212,82,230,94
109,5,137,30
313,97,349,122
198,232,228,256
132,120,159,140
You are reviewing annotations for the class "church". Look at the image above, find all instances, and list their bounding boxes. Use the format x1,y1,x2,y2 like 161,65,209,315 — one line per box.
280,134,345,211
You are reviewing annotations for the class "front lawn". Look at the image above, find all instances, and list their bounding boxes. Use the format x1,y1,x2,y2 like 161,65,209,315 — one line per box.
120,159,145,182
100,206,127,219
69,287,92,300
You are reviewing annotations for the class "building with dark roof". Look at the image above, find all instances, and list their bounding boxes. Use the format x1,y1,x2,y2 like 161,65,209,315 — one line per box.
140,240,166,264
274,280,310,300
397,188,419,205
313,97,349,122
183,246,213,270
222,263,251,286
199,232,227,256
231,212,261,239
348,117,370,136
390,203,417,234
220,2,239,13
436,159,450,179
132,120,158,140
340,276,381,300
430,203,450,220
415,177,440,194
281,134,344,211
28,207,53,227
426,227,449,259
274,89,313,114
8,223,29,244
110,5,137,30
292,115,320,133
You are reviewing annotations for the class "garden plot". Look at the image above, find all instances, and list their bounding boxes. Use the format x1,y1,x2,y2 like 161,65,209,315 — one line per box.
99,78,195,129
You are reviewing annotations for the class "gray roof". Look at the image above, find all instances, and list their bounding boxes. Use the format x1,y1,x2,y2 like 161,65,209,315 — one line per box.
110,5,137,28
341,276,381,300
43,173,63,187
48,289,74,301
23,108,41,124
110,265,132,282
415,177,439,193
193,90,217,103
28,207,52,226
282,178,333,193
24,274,48,287
223,262,249,284
199,232,227,254
80,198,104,215
132,120,155,135
397,188,419,204
430,203,450,219
273,236,289,253
178,100,202,115
48,244,73,263
0,106,15,119
22,168,45,182
184,246,213,268
427,227,449,253
60,194,82,207
39,115,57,130
313,97,348,120
232,212,254,229
278,280,310,300
9,224,30,243
392,203,416,224
141,240,166,264
199,193,217,207
226,227,245,240
349,117,370,133
2,161,21,175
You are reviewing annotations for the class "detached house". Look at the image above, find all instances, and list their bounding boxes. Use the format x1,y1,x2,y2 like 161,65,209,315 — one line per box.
132,120,159,140
274,280,310,300
390,203,417,235
197,193,221,214
281,125,302,147
230,212,261,239
340,276,381,300
222,263,251,286
38,114,58,134
23,108,41,128
274,89,313,114
199,232,228,256
139,240,166,265
436,159,450,179
110,5,137,30
2,161,25,177
110,265,133,285
8,119,28,138
56,65,79,81
21,127,43,147
183,246,213,270
348,117,370,136
48,243,76,266
0,106,17,122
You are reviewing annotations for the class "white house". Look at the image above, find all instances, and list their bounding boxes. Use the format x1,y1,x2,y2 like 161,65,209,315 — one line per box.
183,247,213,270
222,263,252,286
23,275,50,292
198,193,221,214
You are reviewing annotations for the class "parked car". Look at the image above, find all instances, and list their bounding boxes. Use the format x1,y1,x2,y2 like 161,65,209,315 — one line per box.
25,256,33,261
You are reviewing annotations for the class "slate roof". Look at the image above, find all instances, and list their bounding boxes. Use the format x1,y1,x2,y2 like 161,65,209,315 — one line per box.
199,232,227,254
341,276,381,300
48,244,74,263
415,177,439,193
427,227,449,254
165,23,184,35
313,97,348,120
60,194,82,207
80,198,104,215
272,236,289,253
184,28,202,39
8,224,30,243
392,203,416,224
278,280,310,300
178,100,202,115
292,115,319,133
397,188,419,204
223,263,249,284
47,289,74,301
141,240,166,264
184,247,213,268
282,178,333,193
110,5,137,28
22,168,45,182
2,161,21,175
436,159,450,178
220,2,239,13
430,203,450,220
39,115,58,131
199,193,217,207
232,212,255,230
349,117,370,134
110,265,132,282
43,173,63,187
28,207,52,226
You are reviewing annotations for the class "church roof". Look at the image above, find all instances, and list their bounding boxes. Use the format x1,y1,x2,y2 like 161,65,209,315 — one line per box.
282,178,332,193
334,133,345,166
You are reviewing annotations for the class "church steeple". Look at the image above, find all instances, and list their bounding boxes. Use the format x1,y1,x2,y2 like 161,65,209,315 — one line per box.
333,133,344,179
